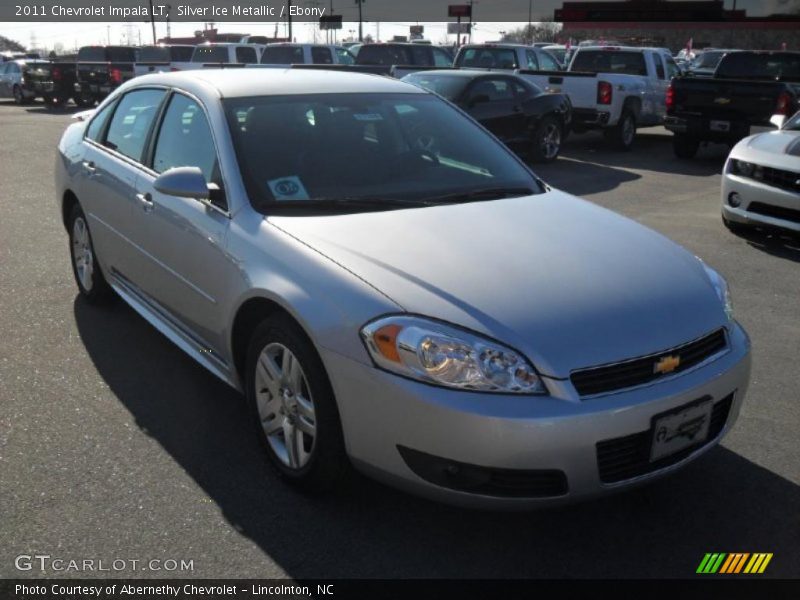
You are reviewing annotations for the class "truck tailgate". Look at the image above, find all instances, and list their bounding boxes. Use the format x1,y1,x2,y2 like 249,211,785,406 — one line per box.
670,78,783,121
517,70,599,109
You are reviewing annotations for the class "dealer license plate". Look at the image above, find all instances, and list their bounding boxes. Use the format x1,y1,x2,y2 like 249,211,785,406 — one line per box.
650,399,713,461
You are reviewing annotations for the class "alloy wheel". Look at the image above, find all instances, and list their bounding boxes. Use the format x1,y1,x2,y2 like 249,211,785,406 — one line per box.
71,216,94,292
254,342,317,470
539,122,562,160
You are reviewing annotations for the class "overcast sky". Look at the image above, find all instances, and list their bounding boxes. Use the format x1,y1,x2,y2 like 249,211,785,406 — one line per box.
0,21,525,52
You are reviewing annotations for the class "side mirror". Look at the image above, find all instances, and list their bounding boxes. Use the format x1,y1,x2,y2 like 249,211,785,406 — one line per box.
153,166,209,200
469,94,491,108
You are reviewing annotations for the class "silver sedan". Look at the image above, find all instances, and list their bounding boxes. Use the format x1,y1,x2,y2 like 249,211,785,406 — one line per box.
55,69,751,508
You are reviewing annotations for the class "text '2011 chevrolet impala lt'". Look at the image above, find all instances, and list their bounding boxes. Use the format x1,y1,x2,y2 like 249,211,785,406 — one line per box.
56,69,751,508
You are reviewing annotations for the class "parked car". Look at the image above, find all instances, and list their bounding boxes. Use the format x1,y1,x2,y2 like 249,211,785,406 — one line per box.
684,49,741,78
190,43,264,67
134,44,196,76
356,43,454,68
257,43,355,66
403,70,571,162
55,68,749,508
721,110,800,237
22,59,78,108
454,43,563,72
522,46,681,150
75,45,138,106
666,51,800,158
0,58,51,104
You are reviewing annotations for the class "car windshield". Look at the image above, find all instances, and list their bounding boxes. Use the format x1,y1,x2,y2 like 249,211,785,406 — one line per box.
690,51,723,69
403,73,469,101
783,111,800,131
224,92,541,211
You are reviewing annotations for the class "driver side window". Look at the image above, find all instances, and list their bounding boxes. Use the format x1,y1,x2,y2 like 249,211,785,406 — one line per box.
152,93,225,208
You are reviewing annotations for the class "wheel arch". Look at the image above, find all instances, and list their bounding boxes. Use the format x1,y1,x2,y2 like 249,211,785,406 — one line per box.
62,189,80,230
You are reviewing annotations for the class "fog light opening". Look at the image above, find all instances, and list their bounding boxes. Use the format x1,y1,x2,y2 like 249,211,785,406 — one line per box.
728,192,741,208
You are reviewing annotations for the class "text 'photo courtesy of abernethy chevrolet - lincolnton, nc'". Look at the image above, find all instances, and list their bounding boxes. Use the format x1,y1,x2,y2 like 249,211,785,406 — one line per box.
55,63,752,509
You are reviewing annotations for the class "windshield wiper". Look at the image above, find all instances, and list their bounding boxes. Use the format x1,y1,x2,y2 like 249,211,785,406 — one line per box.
421,186,537,205
264,196,432,212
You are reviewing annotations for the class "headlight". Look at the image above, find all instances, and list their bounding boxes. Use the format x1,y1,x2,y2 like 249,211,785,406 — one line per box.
733,159,755,177
360,315,546,394
702,264,733,321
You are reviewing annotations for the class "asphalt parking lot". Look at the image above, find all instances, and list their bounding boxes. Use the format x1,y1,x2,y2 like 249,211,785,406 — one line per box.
1,99,798,579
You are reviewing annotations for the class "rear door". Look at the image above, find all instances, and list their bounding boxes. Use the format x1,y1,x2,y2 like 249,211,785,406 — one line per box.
131,91,231,353
464,76,525,142
77,89,166,280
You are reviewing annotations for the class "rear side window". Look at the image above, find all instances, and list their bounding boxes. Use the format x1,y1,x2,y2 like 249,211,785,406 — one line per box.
261,46,304,64
311,47,333,64
655,55,666,79
104,89,165,162
571,51,647,76
525,50,539,70
193,46,229,63
86,100,116,142
236,46,258,64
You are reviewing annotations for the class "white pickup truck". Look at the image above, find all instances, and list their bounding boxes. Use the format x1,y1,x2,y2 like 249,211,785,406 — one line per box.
255,43,356,66
456,44,680,149
188,43,265,69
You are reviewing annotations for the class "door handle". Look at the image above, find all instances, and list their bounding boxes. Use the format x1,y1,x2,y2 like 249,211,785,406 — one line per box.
82,160,96,174
136,192,154,213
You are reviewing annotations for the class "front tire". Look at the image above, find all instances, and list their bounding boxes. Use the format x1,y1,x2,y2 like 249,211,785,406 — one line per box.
12,85,25,105
245,315,349,492
530,115,563,163
67,203,113,304
605,109,636,151
673,134,700,159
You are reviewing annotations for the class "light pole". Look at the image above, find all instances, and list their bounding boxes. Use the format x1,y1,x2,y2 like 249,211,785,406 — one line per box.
356,0,364,42
148,0,157,43
528,0,533,45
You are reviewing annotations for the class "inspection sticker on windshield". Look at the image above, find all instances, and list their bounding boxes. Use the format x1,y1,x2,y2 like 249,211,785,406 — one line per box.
268,176,310,201
353,113,384,121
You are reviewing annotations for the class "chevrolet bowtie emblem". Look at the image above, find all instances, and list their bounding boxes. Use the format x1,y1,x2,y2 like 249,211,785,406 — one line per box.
654,355,681,375
714,97,731,105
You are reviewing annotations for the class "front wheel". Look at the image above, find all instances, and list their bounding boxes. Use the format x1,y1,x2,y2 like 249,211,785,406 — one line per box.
530,116,563,163
67,203,114,304
245,315,349,492
12,85,24,105
605,109,636,151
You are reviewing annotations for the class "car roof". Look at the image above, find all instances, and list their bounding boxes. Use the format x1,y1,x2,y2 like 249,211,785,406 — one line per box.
128,67,427,99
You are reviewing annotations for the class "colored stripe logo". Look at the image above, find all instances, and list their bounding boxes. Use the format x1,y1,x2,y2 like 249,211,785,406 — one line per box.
697,553,773,574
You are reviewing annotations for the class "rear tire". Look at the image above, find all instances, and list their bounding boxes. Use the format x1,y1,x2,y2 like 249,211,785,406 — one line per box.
673,134,700,159
67,203,114,304
529,115,563,163
245,315,349,493
605,109,636,151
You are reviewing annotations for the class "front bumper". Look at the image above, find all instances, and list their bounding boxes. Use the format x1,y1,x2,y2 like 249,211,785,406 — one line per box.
323,323,751,509
722,172,800,234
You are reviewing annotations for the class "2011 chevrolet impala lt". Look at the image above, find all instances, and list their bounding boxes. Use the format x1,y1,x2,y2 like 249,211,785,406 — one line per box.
55,69,751,508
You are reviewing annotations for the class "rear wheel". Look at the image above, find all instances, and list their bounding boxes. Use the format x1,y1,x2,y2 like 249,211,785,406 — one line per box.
245,315,349,492
673,134,700,159
605,109,636,151
67,203,114,304
530,116,563,163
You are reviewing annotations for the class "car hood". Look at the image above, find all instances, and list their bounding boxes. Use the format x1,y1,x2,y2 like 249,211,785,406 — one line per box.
268,190,728,378
733,129,800,171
